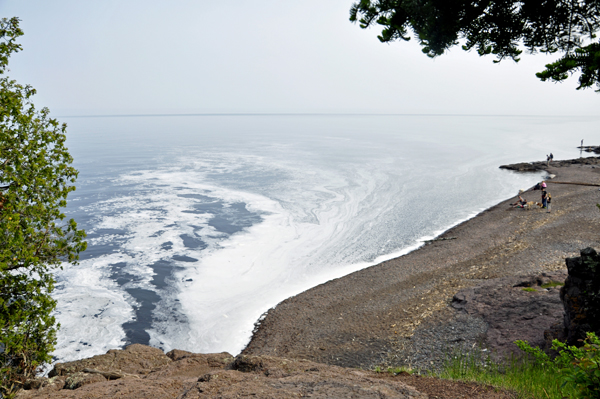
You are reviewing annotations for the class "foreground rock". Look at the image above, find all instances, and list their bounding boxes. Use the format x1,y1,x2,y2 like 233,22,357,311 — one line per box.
18,345,427,399
560,247,600,345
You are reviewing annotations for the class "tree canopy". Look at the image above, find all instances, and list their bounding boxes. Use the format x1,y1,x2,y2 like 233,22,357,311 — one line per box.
350,0,600,90
0,17,86,396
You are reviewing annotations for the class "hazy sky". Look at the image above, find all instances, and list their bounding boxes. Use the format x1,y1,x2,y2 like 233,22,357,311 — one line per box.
1,1,599,115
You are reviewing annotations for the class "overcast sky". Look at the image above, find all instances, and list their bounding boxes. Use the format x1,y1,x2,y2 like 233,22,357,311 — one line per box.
1,1,599,116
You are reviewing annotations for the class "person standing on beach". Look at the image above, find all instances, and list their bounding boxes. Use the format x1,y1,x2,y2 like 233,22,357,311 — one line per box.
550,153,554,162
546,193,552,213
541,188,548,209
546,154,550,166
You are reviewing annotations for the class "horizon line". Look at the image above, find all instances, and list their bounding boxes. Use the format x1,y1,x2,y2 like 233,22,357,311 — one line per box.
55,112,596,118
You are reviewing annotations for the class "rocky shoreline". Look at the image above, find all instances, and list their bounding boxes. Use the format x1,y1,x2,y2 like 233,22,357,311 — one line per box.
242,156,600,369
17,156,600,398
499,155,600,172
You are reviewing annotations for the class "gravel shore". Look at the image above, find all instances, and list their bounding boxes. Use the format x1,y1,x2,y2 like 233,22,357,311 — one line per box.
243,157,600,371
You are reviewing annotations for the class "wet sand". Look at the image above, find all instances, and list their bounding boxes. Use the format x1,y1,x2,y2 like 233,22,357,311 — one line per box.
242,158,600,369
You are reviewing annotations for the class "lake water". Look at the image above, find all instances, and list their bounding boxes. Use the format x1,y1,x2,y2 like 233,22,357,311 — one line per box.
52,114,596,362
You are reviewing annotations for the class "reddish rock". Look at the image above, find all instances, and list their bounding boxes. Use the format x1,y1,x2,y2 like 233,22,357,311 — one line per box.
63,372,106,390
49,344,172,378
147,351,233,380
17,346,425,399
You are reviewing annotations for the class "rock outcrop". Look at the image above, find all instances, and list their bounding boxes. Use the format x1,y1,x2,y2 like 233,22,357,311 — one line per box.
49,344,173,379
499,156,600,172
560,247,600,346
580,146,600,154
17,345,426,399
450,271,567,357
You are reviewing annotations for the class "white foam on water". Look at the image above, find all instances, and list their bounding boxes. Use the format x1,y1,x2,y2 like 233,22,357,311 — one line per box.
143,153,545,355
53,148,545,360
53,253,135,361
52,114,562,362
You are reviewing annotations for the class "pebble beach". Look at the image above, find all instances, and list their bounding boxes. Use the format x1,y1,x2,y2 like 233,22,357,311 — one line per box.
243,157,600,370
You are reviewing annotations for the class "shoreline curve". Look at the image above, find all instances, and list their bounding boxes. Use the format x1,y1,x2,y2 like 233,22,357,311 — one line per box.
242,156,600,369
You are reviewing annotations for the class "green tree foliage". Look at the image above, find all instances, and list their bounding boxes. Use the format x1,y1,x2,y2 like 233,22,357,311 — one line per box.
0,17,86,396
350,0,600,90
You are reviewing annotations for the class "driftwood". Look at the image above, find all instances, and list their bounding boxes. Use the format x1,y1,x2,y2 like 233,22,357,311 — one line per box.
548,181,600,187
423,237,457,243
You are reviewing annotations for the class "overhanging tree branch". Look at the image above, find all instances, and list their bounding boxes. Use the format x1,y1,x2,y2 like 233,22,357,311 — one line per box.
350,0,600,90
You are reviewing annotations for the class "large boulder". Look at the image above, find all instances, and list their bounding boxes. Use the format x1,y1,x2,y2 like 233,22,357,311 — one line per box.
49,344,172,378
561,247,600,345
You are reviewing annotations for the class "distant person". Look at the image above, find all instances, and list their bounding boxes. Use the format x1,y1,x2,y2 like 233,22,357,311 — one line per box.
546,154,550,165
550,153,554,162
541,188,548,209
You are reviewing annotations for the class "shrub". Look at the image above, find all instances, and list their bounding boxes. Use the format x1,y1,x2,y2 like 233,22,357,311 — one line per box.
554,332,600,398
516,332,600,398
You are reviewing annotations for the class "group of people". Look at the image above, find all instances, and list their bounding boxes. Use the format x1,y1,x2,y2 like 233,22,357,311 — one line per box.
511,183,552,212
546,153,554,165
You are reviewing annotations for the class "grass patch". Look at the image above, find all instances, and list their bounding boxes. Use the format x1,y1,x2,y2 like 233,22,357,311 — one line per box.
521,287,538,292
437,350,577,399
540,281,564,289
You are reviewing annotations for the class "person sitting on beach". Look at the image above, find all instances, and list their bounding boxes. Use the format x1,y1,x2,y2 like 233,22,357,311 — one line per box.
511,190,527,208
512,196,527,208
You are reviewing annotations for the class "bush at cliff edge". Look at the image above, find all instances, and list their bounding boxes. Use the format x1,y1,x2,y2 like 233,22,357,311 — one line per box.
517,332,600,398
